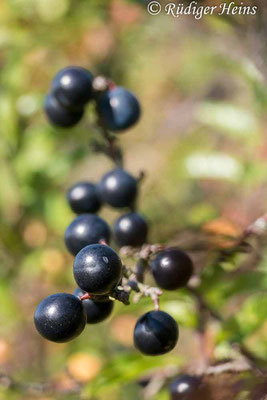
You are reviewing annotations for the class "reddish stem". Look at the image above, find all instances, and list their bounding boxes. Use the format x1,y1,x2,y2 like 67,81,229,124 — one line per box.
152,295,160,311
80,293,91,301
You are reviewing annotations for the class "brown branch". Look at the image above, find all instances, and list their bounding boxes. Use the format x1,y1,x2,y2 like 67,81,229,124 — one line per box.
186,285,266,376
203,359,251,375
119,243,165,260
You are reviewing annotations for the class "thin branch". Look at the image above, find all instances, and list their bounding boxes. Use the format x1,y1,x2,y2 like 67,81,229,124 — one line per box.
0,373,82,396
97,125,124,167
134,258,148,283
119,243,165,260
115,265,163,310
186,285,266,376
204,359,251,375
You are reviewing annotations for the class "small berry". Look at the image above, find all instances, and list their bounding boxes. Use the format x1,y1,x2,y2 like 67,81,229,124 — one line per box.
74,288,114,324
114,212,148,247
151,248,193,290
97,86,141,132
99,168,138,208
64,214,111,256
44,94,84,128
34,293,86,343
52,66,94,109
134,310,178,356
67,182,101,214
73,244,122,295
169,375,202,400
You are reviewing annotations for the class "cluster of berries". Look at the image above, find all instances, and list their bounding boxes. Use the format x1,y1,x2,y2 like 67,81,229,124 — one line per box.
44,66,141,131
34,67,194,357
65,167,148,255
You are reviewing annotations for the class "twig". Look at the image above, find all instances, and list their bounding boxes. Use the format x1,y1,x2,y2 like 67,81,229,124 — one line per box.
234,344,265,376
242,213,267,239
186,285,266,376
134,258,148,283
0,373,82,396
212,213,267,267
203,359,251,375
119,243,165,260
187,286,222,322
116,265,163,310
97,125,123,167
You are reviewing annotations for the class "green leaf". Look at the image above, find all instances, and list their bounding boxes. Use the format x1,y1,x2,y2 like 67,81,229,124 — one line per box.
220,293,267,342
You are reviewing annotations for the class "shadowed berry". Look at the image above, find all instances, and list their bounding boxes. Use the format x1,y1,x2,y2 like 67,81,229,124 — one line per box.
52,66,94,109
97,87,141,132
64,214,111,256
134,310,178,355
114,212,148,247
34,293,86,343
74,288,114,324
73,244,122,295
169,375,202,400
99,168,138,208
151,248,193,290
67,182,101,214
44,94,84,128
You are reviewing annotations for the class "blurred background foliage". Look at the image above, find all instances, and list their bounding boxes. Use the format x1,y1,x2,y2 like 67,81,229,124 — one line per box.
0,0,267,399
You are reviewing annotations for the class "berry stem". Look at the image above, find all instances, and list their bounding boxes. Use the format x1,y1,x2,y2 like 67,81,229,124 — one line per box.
99,239,108,246
80,293,91,301
120,265,163,308
134,258,147,283
92,76,112,93
100,125,123,166
152,295,160,311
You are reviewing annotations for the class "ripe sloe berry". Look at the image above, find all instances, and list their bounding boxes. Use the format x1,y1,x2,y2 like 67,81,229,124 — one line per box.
97,86,141,131
34,293,86,343
99,168,138,208
134,310,179,355
52,66,94,109
169,375,202,400
74,288,114,324
67,182,101,214
151,248,193,290
44,94,84,127
64,214,111,256
73,244,122,294
114,212,148,247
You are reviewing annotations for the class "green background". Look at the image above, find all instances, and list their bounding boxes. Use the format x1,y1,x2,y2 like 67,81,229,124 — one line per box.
0,0,266,399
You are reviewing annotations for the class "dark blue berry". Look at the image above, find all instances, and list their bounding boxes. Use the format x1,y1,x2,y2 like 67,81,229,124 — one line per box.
99,168,138,208
169,375,202,400
151,248,193,290
34,293,86,343
97,87,141,132
73,244,122,295
52,66,94,109
134,310,179,356
74,288,114,324
44,93,83,128
64,214,111,256
67,182,101,214
114,212,148,247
